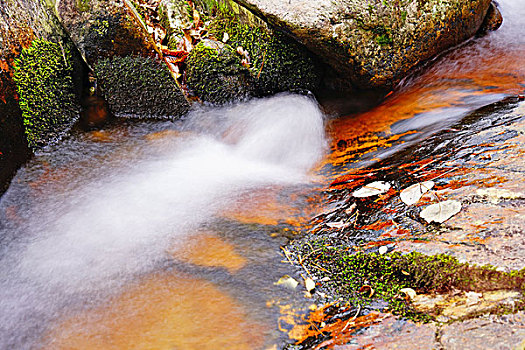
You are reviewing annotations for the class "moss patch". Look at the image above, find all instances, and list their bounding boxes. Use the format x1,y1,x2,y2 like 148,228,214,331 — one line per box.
94,55,189,118
13,39,78,149
185,41,253,104
302,242,525,321
208,10,321,96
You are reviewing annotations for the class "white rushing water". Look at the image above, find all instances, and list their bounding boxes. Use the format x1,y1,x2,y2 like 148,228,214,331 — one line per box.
0,94,327,348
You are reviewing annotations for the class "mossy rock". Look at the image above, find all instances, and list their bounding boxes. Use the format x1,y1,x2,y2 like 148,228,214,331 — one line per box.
303,243,525,321
207,8,321,96
181,0,322,103
94,55,189,118
185,40,254,104
13,39,79,149
56,0,157,63
234,0,494,89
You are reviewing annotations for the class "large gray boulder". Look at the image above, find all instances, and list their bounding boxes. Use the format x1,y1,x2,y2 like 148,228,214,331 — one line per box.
233,0,495,89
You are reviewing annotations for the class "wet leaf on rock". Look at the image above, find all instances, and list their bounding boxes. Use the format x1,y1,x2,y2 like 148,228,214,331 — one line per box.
305,277,316,292
399,288,417,301
326,221,350,229
352,181,391,198
420,200,462,223
400,181,435,205
274,275,299,289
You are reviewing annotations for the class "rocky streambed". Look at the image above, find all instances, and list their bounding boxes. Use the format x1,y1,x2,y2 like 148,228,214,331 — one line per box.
1,0,524,349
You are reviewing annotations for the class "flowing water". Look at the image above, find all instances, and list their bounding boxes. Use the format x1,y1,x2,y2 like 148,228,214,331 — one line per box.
0,95,327,349
1,0,525,349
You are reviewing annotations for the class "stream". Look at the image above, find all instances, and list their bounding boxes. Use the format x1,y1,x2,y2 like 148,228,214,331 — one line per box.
1,0,524,349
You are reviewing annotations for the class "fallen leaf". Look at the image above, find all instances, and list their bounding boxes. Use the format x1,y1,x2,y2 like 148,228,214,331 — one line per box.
399,288,417,301
304,277,316,292
326,221,349,229
352,181,391,198
274,275,299,289
359,285,375,298
465,291,482,306
420,200,462,223
345,203,357,215
192,7,201,28
400,181,435,205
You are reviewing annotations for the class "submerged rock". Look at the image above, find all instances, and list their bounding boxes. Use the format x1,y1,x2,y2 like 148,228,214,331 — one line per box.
234,0,495,89
55,0,189,118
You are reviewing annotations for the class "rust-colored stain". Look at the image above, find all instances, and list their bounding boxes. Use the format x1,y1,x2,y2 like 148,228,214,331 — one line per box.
42,274,265,350
169,232,247,273
221,187,321,227
322,38,525,173
278,302,386,348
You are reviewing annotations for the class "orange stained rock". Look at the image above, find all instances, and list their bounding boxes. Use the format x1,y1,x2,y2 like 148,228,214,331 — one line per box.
43,274,265,350
281,301,386,348
221,187,321,227
324,39,525,170
144,129,188,141
169,233,247,273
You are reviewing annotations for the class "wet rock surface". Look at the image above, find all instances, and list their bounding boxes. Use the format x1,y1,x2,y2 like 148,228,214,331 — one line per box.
234,0,494,89
285,97,525,348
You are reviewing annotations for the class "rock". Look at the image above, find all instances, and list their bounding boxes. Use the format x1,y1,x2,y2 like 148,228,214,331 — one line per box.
440,312,525,350
335,315,439,350
172,0,322,104
478,2,503,33
412,290,522,321
185,39,255,104
234,0,494,89
55,0,189,118
0,0,86,194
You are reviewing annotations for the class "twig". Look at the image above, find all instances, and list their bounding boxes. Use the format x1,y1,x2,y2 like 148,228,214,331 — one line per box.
280,246,295,265
256,50,267,79
341,304,361,332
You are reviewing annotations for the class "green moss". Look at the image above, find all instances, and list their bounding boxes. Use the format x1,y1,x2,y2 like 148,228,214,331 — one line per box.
303,242,525,322
208,11,321,95
76,0,90,12
375,33,393,45
185,41,253,104
13,39,77,149
94,55,189,118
